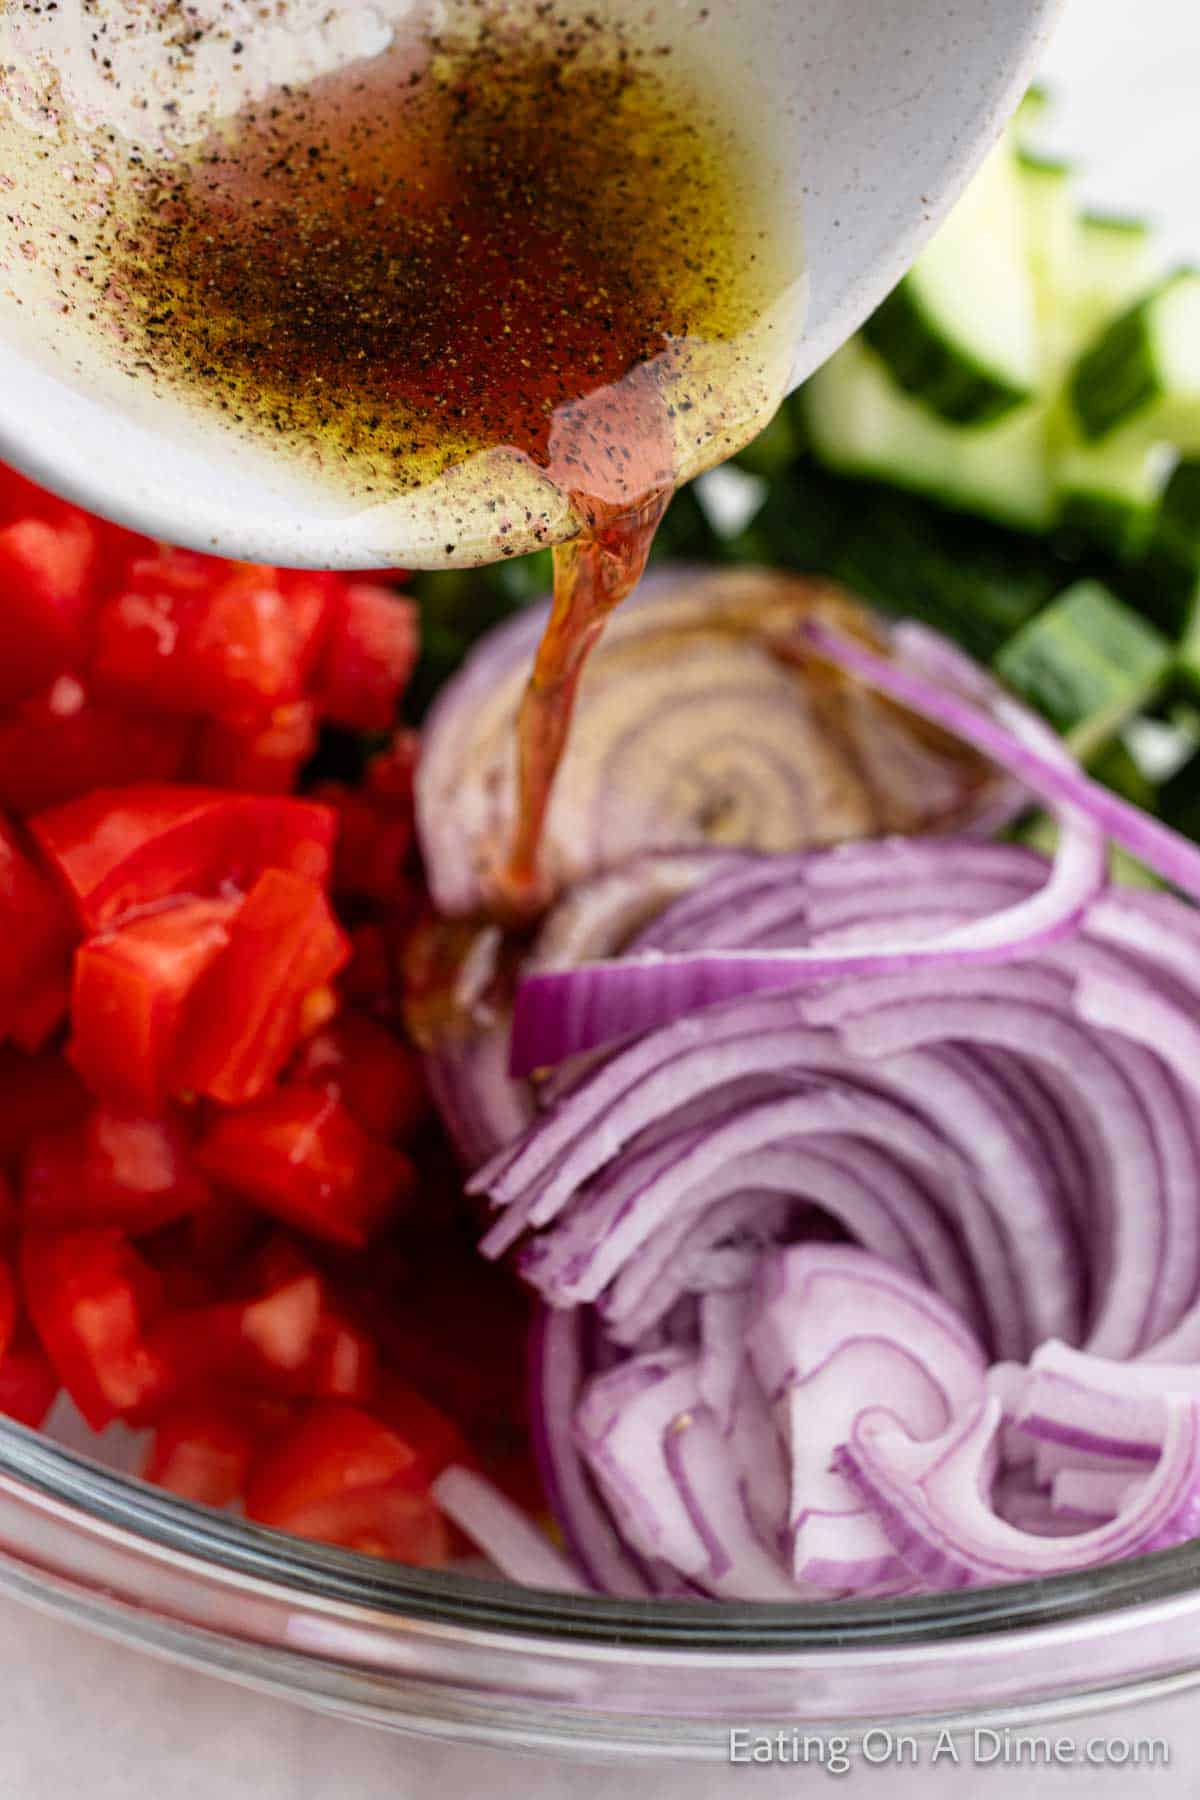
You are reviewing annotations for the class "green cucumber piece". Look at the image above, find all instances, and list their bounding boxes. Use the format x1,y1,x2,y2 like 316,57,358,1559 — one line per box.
751,458,1057,661
1046,215,1162,551
1016,151,1079,372
994,579,1171,757
1147,458,1200,583
1069,269,1200,445
861,142,1039,426
803,338,1052,532
1053,425,1170,558
1129,459,1200,634
1073,213,1156,342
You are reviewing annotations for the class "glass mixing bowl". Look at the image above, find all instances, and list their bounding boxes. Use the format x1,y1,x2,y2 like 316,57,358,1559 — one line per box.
1,1412,1199,1762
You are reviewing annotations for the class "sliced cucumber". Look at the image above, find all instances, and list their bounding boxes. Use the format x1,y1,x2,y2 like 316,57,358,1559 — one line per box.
1069,269,1200,445
861,141,1039,427
1054,427,1170,558
994,579,1171,757
1131,459,1200,633
1041,207,1162,551
1167,468,1200,689
1016,151,1079,372
803,338,1052,532
1073,213,1156,342
1148,458,1200,581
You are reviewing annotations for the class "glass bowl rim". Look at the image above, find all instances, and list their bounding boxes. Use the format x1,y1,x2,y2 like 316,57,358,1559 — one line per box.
5,1411,1200,1653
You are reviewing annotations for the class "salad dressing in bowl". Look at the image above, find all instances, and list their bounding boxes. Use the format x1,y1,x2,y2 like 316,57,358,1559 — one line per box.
1,1,803,896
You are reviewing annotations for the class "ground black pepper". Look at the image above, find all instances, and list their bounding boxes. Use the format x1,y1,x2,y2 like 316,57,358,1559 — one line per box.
93,2,765,501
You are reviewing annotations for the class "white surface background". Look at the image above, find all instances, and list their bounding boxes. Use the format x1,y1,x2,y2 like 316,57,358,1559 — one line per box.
3,1,1199,1793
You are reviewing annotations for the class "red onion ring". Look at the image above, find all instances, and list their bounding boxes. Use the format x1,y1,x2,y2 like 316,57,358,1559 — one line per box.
416,570,1014,919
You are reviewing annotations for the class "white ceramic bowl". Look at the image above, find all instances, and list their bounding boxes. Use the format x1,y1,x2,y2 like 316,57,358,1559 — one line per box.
0,0,1061,568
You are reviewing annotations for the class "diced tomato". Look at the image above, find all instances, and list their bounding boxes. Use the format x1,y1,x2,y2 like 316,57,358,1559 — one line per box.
141,1393,259,1507
181,1195,262,1280
313,781,414,903
0,818,78,1035
195,701,318,795
0,680,194,816
358,1233,538,1507
244,1401,450,1563
21,1227,168,1429
91,555,335,725
8,962,71,1054
290,1012,428,1141
22,1106,209,1234
196,1088,413,1248
0,1340,59,1428
316,585,418,732
31,786,335,929
339,922,396,1013
145,1270,324,1407
141,1226,222,1311
0,1049,88,1170
69,896,239,1111
276,571,340,678
370,1374,472,1486
174,870,348,1105
0,514,98,706
0,818,77,983
295,1312,378,1403
236,1231,317,1297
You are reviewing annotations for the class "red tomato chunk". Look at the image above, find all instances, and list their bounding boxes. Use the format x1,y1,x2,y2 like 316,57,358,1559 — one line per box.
197,1089,413,1249
174,869,348,1105
31,787,336,930
244,1401,453,1563
0,461,525,1571
70,897,239,1111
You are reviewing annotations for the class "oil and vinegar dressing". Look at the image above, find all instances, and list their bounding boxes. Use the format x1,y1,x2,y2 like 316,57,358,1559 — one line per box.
18,1,803,908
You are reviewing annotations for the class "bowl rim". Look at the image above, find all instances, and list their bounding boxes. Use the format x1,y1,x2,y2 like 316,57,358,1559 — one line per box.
4,1413,1200,1652
3,1413,1200,1758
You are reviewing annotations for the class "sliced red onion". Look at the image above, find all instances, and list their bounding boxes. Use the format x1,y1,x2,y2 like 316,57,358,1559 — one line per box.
525,1308,654,1598
747,1248,985,1591
509,610,1200,1071
993,1470,1095,1537
509,652,1102,1075
800,620,1200,900
511,819,1103,1073
417,571,1014,918
1051,1467,1147,1522
836,1395,1200,1588
442,606,1200,1599
697,1286,754,1430
1017,1341,1200,1463
415,853,728,1167
432,1465,588,1592
602,1143,968,1344
814,970,1165,1359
